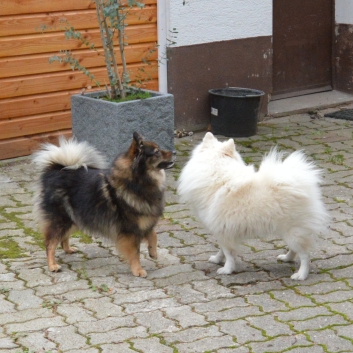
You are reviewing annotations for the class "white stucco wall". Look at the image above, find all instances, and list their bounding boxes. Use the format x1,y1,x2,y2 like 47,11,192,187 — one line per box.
168,0,272,47
335,0,353,25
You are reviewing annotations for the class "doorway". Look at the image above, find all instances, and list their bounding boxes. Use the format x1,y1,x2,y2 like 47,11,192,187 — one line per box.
272,0,333,100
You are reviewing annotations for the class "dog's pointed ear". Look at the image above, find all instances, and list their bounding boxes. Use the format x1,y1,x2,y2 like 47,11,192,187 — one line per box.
133,132,144,148
129,132,144,157
222,138,235,156
203,132,215,144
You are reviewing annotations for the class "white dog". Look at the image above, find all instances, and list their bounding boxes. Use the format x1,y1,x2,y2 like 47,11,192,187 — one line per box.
177,132,329,280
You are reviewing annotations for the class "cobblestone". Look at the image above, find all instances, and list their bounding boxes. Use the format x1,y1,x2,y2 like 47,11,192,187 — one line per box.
218,319,265,344
164,305,207,327
1,109,353,352
174,335,236,353
248,334,309,353
308,329,353,352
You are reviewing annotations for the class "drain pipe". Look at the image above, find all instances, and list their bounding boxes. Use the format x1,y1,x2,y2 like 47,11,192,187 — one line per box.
157,0,169,94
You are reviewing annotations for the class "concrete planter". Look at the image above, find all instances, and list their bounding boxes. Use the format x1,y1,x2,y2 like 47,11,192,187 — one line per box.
71,89,174,163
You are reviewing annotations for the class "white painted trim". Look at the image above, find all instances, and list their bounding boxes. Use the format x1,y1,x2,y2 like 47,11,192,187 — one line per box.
157,0,169,93
335,0,353,25
169,0,272,47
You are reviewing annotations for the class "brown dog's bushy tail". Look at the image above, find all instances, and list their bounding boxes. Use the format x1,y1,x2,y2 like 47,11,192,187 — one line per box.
32,137,108,171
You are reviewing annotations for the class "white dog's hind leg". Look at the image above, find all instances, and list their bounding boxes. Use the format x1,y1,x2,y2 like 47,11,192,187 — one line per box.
291,252,310,280
209,249,225,264
282,228,313,280
277,249,296,262
216,247,236,275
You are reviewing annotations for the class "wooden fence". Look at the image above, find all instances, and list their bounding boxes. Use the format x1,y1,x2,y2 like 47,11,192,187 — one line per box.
0,0,158,160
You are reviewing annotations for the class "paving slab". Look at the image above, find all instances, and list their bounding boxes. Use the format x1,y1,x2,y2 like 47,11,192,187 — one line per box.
1,107,353,352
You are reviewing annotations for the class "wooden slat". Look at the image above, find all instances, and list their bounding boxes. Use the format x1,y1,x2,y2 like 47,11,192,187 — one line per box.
0,0,94,16
0,43,158,78
0,0,156,16
0,130,72,160
0,62,158,99
1,11,98,37
0,79,158,120
0,91,75,120
143,79,158,91
0,24,157,58
0,7,157,37
0,112,72,140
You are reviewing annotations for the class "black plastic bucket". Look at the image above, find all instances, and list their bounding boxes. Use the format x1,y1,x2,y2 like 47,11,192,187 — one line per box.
209,87,265,137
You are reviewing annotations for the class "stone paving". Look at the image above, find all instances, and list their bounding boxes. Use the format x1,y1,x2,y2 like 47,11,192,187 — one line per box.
1,105,353,353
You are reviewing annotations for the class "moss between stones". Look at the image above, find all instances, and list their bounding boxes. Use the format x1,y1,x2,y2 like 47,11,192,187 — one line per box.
0,238,27,259
71,231,93,244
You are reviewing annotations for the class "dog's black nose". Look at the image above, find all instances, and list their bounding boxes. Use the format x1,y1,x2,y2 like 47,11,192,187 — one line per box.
172,151,177,156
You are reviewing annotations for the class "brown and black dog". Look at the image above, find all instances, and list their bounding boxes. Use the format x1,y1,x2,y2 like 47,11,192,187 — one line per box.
33,132,175,277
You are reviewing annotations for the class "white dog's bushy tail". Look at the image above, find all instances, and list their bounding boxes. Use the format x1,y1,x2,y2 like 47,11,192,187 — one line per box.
259,148,329,231
259,148,323,185
32,137,108,171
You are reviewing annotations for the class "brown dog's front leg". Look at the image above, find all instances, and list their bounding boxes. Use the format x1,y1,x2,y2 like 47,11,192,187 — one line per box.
117,236,147,277
146,230,158,259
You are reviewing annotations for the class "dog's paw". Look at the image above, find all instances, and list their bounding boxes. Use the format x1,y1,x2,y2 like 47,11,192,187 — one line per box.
291,272,307,281
148,247,158,259
216,266,233,275
209,255,222,264
277,254,293,263
149,253,158,260
277,254,287,262
48,264,62,272
132,268,147,277
65,246,78,254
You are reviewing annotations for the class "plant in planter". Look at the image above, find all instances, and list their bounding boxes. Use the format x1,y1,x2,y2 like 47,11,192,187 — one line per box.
48,0,174,162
